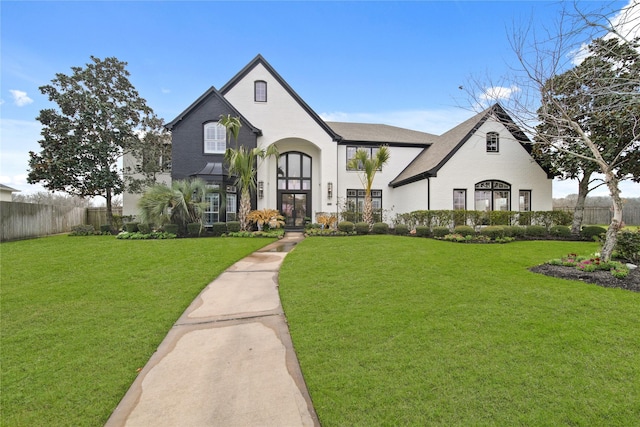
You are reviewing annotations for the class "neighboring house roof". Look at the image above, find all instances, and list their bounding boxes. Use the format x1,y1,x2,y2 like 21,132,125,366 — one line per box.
389,104,545,188
165,86,262,135
0,184,20,193
326,122,437,147
220,54,342,142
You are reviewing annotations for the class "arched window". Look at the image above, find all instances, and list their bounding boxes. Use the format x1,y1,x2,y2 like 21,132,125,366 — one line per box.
474,180,510,211
486,132,499,152
203,122,226,154
254,80,267,102
277,152,311,190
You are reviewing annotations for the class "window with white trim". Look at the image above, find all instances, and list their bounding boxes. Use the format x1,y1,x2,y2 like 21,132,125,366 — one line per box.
226,192,237,222
204,122,226,154
486,132,499,153
255,80,267,102
204,192,220,226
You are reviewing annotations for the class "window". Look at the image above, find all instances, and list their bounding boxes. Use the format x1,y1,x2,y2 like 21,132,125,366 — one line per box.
453,189,466,210
486,132,499,153
226,192,237,222
204,122,226,154
254,80,267,102
519,190,531,211
346,146,381,171
204,192,220,226
345,189,382,222
474,180,510,211
277,152,312,190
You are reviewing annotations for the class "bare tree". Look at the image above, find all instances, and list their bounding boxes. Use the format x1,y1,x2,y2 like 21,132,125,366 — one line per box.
464,1,640,261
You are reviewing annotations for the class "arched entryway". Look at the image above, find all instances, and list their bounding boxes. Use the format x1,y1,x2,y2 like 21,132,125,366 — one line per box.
277,152,312,228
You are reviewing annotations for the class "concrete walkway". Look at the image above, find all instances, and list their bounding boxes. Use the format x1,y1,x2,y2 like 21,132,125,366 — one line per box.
106,232,319,427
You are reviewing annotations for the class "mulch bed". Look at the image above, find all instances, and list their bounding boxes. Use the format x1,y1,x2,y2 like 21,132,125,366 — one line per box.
530,263,640,293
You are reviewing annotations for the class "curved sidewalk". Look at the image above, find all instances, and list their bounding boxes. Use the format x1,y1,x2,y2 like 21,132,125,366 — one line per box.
106,232,319,427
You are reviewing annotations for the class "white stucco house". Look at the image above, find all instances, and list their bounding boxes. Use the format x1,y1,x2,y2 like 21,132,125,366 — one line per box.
124,55,553,228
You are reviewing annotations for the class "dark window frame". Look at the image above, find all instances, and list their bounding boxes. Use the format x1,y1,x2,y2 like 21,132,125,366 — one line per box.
346,146,382,171
453,189,467,210
486,132,500,153
345,188,383,222
254,80,267,102
474,180,511,211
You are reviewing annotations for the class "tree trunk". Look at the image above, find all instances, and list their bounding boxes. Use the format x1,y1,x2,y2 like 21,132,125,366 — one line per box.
571,171,592,234
601,171,623,261
239,189,251,231
105,188,113,229
363,193,373,228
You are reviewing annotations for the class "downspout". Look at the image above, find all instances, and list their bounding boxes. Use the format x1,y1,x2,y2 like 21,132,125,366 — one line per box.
427,176,431,210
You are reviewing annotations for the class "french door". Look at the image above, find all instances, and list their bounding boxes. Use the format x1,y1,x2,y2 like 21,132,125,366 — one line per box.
280,193,308,228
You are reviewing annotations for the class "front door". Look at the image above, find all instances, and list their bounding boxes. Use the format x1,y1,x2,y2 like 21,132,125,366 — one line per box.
281,193,308,228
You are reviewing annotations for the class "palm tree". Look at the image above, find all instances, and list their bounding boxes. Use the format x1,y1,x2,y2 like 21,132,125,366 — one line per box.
220,115,279,231
347,146,390,227
138,178,209,234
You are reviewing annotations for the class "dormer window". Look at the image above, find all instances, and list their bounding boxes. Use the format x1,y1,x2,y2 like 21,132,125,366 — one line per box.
254,80,267,102
486,132,499,152
204,122,226,154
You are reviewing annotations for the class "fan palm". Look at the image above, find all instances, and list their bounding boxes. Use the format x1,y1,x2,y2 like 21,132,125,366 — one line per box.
347,146,390,226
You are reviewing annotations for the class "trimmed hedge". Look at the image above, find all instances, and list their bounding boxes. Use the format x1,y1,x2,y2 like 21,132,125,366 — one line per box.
581,225,606,241
525,225,547,238
211,222,227,237
549,225,571,238
124,222,139,233
432,227,451,238
372,222,389,235
163,224,179,235
338,221,354,233
479,226,505,240
415,226,431,237
137,223,151,234
394,224,409,235
453,225,475,236
226,221,241,233
187,223,201,237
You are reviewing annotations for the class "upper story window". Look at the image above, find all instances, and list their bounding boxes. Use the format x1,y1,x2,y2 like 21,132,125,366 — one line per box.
486,132,499,153
346,146,382,171
204,122,226,154
254,80,267,102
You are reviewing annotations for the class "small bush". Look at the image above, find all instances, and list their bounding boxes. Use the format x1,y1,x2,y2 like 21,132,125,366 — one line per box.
69,224,95,236
479,226,505,240
355,222,370,235
415,226,431,237
100,224,113,234
372,222,389,235
187,223,202,237
226,221,241,233
124,222,139,233
453,225,475,236
394,224,409,235
338,221,354,233
581,226,606,241
432,227,450,238
525,225,548,238
137,223,151,234
163,224,179,235
615,230,640,263
503,226,525,238
211,222,227,237
549,225,571,238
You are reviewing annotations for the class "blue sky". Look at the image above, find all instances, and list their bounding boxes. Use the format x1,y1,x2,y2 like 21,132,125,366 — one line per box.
1,0,638,199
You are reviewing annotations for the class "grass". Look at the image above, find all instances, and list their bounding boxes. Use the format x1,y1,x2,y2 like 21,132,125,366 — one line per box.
0,235,273,427
279,236,640,426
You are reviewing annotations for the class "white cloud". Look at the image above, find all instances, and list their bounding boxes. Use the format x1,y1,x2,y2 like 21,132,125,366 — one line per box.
320,108,475,135
161,88,171,94
479,85,520,102
9,89,33,107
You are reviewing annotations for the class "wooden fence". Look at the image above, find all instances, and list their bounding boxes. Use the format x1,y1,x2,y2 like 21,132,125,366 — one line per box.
0,203,122,242
554,206,640,226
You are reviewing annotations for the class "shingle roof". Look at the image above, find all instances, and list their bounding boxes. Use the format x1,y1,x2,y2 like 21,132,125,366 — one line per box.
389,104,535,187
326,122,438,147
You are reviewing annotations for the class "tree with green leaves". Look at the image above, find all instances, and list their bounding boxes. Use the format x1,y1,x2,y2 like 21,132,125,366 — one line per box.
347,146,390,227
534,36,640,259
221,116,279,231
137,178,209,235
27,56,161,229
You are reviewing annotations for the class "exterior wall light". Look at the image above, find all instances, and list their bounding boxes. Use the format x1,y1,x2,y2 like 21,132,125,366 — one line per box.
327,182,333,199
258,181,264,199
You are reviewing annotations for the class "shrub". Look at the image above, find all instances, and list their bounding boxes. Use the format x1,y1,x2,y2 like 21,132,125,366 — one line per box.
415,226,431,237
338,221,354,233
549,225,571,238
226,221,241,233
432,226,450,238
394,224,409,235
488,210,515,226
317,214,338,230
187,223,202,237
581,226,606,241
525,225,547,238
503,226,525,238
211,222,227,237
355,222,370,235
69,224,95,236
163,224,179,235
453,225,475,236
372,222,389,235
615,230,640,263
99,224,113,234
137,223,151,234
479,226,505,240
124,222,139,233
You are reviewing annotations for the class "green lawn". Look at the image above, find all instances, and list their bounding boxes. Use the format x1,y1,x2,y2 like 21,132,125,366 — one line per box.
279,236,640,426
0,235,273,427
